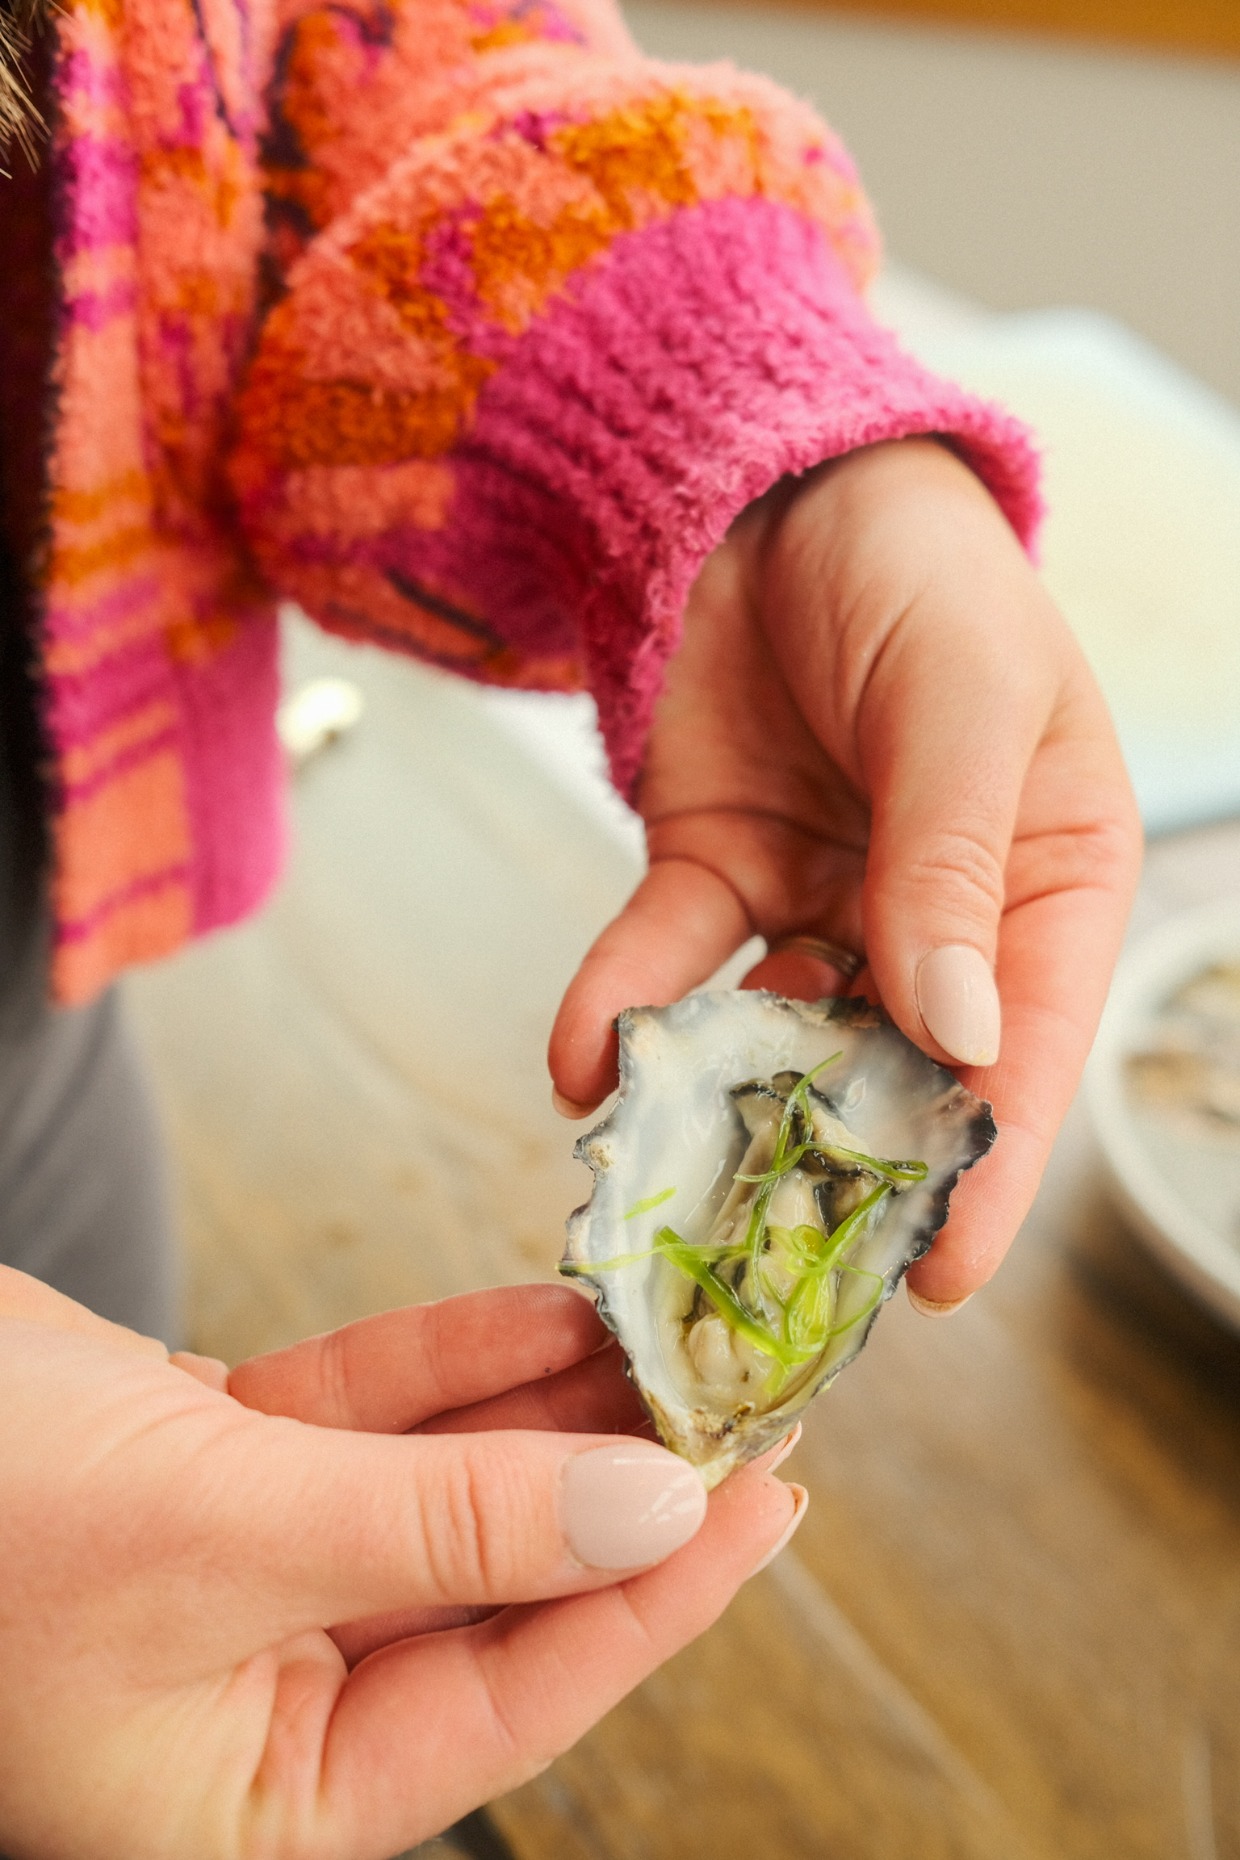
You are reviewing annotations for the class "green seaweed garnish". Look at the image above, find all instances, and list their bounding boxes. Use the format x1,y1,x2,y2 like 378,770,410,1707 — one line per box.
651,1227,812,1369
739,1054,842,1278
563,1057,926,1383
623,1186,677,1221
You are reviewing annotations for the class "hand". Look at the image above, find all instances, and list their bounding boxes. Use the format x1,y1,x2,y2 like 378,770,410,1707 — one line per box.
0,1268,798,1859
550,438,1142,1307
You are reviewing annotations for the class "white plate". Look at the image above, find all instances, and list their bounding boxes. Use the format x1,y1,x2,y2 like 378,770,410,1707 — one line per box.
1087,900,1240,1331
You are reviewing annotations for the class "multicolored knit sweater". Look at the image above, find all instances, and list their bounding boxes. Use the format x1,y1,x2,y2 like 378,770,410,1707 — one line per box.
22,0,1039,1002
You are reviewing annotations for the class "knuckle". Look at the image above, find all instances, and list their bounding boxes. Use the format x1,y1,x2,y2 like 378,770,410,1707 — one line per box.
1078,809,1144,892
414,1303,453,1416
472,1643,525,1768
612,1577,660,1659
421,1446,514,1603
313,1325,355,1429
1036,816,1143,901
897,828,1007,924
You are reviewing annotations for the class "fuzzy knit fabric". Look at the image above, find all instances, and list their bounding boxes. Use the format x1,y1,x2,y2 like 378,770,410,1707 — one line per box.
36,0,1042,1003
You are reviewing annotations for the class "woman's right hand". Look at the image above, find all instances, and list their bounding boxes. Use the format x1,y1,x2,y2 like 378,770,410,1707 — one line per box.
0,1269,799,1859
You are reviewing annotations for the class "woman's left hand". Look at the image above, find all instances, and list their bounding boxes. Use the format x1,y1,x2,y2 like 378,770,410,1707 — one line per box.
549,438,1142,1308
0,1272,796,1859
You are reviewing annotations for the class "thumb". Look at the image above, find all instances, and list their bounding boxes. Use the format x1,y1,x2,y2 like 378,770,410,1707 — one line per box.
854,588,1060,1071
198,1417,708,1641
755,437,1065,1072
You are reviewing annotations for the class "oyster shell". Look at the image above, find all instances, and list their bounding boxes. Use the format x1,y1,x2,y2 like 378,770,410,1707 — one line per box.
561,991,995,1487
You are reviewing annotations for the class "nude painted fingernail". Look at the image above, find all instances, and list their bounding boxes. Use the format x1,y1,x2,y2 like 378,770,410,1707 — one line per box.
552,1088,596,1121
906,1289,973,1318
749,1483,809,1576
735,1424,801,1484
915,945,1001,1067
560,1445,707,1570
764,1423,801,1475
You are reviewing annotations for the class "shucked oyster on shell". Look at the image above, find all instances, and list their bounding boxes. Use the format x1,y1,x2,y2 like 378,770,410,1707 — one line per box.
561,991,995,1488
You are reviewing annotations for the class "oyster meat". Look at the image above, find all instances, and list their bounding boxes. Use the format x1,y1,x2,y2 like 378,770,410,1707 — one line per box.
561,991,994,1487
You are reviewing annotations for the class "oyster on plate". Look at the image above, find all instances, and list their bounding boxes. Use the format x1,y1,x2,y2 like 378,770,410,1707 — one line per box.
561,991,995,1487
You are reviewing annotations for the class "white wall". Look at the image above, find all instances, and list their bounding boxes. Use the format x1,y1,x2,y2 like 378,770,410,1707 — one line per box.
625,1,1240,408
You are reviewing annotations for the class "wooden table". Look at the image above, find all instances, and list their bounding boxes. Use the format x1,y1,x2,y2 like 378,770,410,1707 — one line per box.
127,623,1240,1860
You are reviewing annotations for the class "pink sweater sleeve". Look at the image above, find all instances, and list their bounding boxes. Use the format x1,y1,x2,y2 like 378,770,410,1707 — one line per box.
232,7,1040,796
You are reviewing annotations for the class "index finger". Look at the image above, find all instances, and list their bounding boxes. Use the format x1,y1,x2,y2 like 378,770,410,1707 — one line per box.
228,1284,608,1431
905,692,1141,1305
416,1338,652,1440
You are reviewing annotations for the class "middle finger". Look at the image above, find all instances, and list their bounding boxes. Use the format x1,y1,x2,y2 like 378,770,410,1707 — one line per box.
415,1339,650,1441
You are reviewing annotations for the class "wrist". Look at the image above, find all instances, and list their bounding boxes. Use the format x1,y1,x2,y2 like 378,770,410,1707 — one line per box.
783,434,993,526
732,436,993,603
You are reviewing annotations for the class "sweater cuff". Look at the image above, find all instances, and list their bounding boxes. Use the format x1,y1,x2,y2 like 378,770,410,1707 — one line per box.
455,193,1042,797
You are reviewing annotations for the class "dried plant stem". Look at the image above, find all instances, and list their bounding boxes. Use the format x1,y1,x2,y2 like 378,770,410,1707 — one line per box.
1,0,50,171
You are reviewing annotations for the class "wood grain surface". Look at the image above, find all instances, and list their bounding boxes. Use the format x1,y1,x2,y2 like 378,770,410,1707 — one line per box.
126,622,1240,1860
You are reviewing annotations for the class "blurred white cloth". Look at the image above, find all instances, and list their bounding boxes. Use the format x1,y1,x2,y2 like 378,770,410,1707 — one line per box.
874,268,1240,835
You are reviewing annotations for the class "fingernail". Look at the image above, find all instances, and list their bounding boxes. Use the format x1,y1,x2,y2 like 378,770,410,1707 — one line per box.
906,1288,973,1318
560,1444,707,1570
552,1088,597,1121
729,1424,801,1483
763,1423,801,1475
749,1483,809,1576
915,945,1001,1067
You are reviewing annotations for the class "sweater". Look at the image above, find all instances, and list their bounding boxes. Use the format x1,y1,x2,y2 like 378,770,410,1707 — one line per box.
21,0,1040,1003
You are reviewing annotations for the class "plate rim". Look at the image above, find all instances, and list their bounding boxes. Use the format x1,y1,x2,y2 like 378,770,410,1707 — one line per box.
1085,898,1240,1331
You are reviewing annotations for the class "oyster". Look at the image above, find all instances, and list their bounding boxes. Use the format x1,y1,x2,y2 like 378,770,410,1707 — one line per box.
561,991,995,1487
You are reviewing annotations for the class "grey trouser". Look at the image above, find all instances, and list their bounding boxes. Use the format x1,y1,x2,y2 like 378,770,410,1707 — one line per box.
0,679,179,1345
